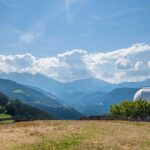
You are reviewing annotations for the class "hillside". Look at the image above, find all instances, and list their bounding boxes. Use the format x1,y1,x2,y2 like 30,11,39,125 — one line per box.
0,120,149,150
1,72,150,93
0,73,113,92
79,88,139,116
0,78,62,107
0,79,83,119
0,92,51,121
1,73,149,116
0,73,63,93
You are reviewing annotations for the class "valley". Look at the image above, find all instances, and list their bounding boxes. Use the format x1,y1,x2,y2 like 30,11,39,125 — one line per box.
0,73,147,117
1,1,150,150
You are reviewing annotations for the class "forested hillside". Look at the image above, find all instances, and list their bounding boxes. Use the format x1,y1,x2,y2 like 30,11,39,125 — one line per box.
0,79,83,119
0,92,51,121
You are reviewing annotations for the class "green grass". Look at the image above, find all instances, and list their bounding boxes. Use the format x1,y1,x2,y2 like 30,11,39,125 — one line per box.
0,121,149,150
22,135,83,150
13,89,25,94
17,122,97,150
0,120,14,123
0,114,14,124
0,113,11,119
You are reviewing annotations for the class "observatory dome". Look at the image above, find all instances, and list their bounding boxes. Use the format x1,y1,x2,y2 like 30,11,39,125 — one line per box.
133,88,150,102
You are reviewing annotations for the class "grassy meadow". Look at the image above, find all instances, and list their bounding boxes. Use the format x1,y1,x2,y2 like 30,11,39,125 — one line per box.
0,120,149,150
0,114,14,123
0,114,12,119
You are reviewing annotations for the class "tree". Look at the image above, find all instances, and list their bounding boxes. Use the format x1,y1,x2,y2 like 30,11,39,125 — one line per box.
0,92,9,106
119,101,134,117
133,100,150,119
110,100,150,119
6,100,51,121
0,105,5,113
110,104,121,117
0,92,52,121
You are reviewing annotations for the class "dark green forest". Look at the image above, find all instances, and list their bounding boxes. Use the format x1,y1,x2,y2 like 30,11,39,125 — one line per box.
0,92,51,121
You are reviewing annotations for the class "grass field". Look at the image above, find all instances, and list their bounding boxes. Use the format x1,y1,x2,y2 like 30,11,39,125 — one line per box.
0,120,149,150
0,114,12,119
0,114,14,123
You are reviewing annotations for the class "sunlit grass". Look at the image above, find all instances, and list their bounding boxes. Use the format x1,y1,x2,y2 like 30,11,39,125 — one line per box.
13,89,25,94
0,114,14,124
0,114,11,119
0,120,149,150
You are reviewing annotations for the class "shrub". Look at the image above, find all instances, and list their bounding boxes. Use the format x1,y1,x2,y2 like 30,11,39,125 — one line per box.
110,100,150,119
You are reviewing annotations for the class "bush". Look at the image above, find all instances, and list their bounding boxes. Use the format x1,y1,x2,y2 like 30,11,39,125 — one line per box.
110,100,150,119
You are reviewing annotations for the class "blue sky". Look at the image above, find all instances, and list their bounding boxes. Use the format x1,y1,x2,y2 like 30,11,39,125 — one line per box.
0,0,150,83
0,0,150,57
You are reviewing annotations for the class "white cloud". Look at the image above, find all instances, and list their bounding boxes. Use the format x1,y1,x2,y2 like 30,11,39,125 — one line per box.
0,53,35,73
148,62,150,68
0,43,150,83
134,61,144,70
116,59,131,70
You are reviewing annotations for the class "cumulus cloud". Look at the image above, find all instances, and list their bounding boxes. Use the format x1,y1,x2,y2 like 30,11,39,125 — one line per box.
134,61,144,70
0,43,150,83
116,59,131,70
0,53,35,73
148,62,150,68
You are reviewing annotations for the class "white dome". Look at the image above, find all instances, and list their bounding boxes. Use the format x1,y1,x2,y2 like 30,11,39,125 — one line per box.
133,88,150,102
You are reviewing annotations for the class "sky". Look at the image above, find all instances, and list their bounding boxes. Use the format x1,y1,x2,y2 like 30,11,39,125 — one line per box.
0,0,150,83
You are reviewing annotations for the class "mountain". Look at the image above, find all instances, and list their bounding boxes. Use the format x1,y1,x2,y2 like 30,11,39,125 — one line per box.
0,73,115,105
60,78,113,92
0,78,82,119
0,73,114,94
45,77,114,105
117,79,150,88
28,85,60,102
0,72,149,117
48,86,138,117
0,73,63,93
0,78,62,107
0,92,51,121
59,91,106,112
81,88,139,116
1,73,150,93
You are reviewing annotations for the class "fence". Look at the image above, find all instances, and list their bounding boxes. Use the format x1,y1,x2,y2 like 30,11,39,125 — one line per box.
80,115,150,122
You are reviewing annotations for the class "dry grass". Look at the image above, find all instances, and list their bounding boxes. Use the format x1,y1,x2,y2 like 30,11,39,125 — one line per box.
0,120,149,150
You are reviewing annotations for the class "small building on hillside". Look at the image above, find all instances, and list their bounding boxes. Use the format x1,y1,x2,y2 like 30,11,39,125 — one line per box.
133,88,150,102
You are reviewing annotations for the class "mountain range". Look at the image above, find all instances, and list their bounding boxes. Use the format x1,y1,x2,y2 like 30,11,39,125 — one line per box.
0,72,149,117
0,78,82,119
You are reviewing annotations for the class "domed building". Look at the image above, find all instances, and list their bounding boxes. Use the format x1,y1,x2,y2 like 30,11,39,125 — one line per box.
133,88,150,102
